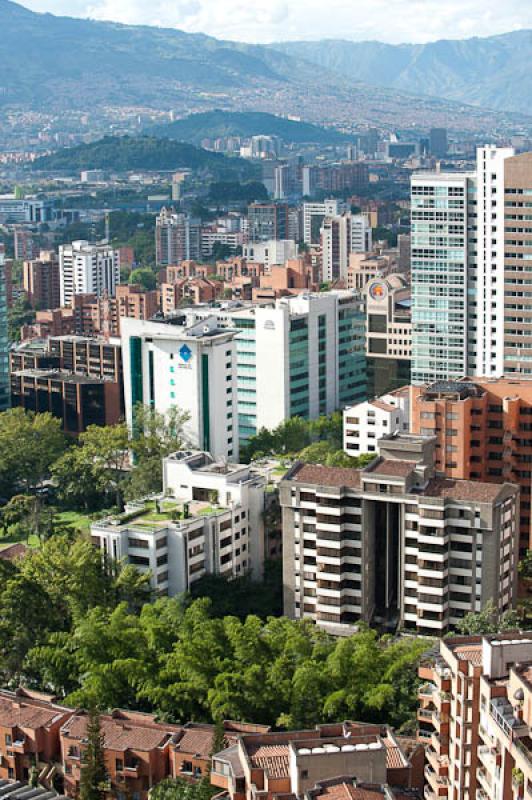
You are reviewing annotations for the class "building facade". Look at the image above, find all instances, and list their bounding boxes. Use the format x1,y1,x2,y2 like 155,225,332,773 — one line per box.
365,274,412,396
281,434,519,637
121,316,238,461
343,388,410,457
59,241,120,307
23,251,60,310
321,214,372,283
0,245,9,410
91,450,266,594
155,209,201,267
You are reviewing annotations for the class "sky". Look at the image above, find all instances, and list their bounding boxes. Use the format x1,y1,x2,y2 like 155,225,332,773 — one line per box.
17,0,532,44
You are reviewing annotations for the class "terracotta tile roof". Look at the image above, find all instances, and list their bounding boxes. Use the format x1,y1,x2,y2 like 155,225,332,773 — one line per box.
453,645,483,666
312,782,385,800
292,464,361,489
249,743,290,778
423,478,508,503
383,736,407,769
175,727,213,758
366,459,415,477
62,712,181,752
0,691,71,730
0,543,28,561
369,400,395,412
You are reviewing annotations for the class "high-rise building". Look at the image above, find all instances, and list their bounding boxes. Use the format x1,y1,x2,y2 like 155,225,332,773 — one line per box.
247,203,289,242
155,208,201,267
121,315,239,461
281,434,519,636
23,250,60,309
59,240,120,307
302,199,348,244
321,213,372,282
410,377,532,557
411,146,532,384
0,245,9,410
181,291,366,446
429,127,448,158
364,274,412,395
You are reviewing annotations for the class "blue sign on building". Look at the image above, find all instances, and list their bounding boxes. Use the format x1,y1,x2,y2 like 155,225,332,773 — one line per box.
179,344,192,363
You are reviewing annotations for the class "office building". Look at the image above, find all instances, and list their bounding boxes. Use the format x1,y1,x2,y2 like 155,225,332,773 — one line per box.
0,196,53,224
418,632,532,800
200,228,245,259
23,251,60,309
211,721,424,800
302,200,348,244
365,275,412,395
410,377,532,556
182,291,366,446
346,253,398,292
91,449,267,593
343,387,410,457
429,128,448,158
0,245,8,411
59,240,120,306
243,239,298,268
321,214,372,282
121,316,238,461
411,146,532,384
302,164,369,197
281,433,519,636
248,203,289,242
155,208,201,267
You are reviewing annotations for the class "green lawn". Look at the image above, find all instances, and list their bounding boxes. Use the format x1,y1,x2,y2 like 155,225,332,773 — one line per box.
55,509,93,533
0,531,40,550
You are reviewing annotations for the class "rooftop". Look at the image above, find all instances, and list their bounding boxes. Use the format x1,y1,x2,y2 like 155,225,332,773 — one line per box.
0,689,71,730
365,459,415,478
61,710,181,752
290,463,362,490
422,477,510,503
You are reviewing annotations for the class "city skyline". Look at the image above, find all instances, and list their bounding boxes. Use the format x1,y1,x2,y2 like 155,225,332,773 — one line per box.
15,0,532,44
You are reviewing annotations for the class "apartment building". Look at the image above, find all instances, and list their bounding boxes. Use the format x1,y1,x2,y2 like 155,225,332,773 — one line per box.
61,709,181,800
418,632,532,800
280,434,519,636
321,214,372,283
70,285,159,338
20,307,75,341
0,688,73,784
0,245,9,411
247,203,288,242
23,251,60,309
411,146,532,384
91,450,267,594
302,200,348,245
365,275,412,396
181,291,366,446
121,316,238,461
410,378,532,557
155,209,201,267
343,388,410,457
242,239,298,268
160,278,220,313
211,721,424,800
59,241,120,306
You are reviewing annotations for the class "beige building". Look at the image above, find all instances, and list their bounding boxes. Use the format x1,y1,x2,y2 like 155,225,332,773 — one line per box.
418,632,532,800
365,274,412,395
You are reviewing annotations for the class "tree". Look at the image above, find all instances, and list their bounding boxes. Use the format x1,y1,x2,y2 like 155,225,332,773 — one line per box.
456,600,522,635
78,423,130,509
52,445,106,510
129,268,156,291
79,705,107,800
519,550,532,580
0,408,67,496
150,778,216,800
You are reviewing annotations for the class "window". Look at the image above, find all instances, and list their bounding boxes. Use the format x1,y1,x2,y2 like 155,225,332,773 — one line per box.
5,734,12,746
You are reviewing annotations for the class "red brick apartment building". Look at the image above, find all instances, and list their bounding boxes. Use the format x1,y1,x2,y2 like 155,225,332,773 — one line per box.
410,378,532,557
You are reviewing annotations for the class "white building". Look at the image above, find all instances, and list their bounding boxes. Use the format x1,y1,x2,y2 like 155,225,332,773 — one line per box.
59,240,120,306
242,239,298,269
411,144,532,384
343,387,410,457
302,199,348,244
121,315,239,461
91,450,267,596
181,291,367,446
321,213,372,282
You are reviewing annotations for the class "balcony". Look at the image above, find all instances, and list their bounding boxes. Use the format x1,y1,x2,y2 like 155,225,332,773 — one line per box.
123,763,141,779
11,739,26,753
490,699,529,740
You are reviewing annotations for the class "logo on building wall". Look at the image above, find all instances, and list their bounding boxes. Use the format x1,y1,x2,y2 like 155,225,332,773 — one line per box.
179,344,192,363
368,281,387,301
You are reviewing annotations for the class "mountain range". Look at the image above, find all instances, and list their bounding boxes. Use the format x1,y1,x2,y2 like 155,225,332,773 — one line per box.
271,32,532,114
1,0,531,134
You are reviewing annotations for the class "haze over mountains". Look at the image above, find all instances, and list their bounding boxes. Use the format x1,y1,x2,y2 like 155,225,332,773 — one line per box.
271,32,532,114
1,0,531,132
